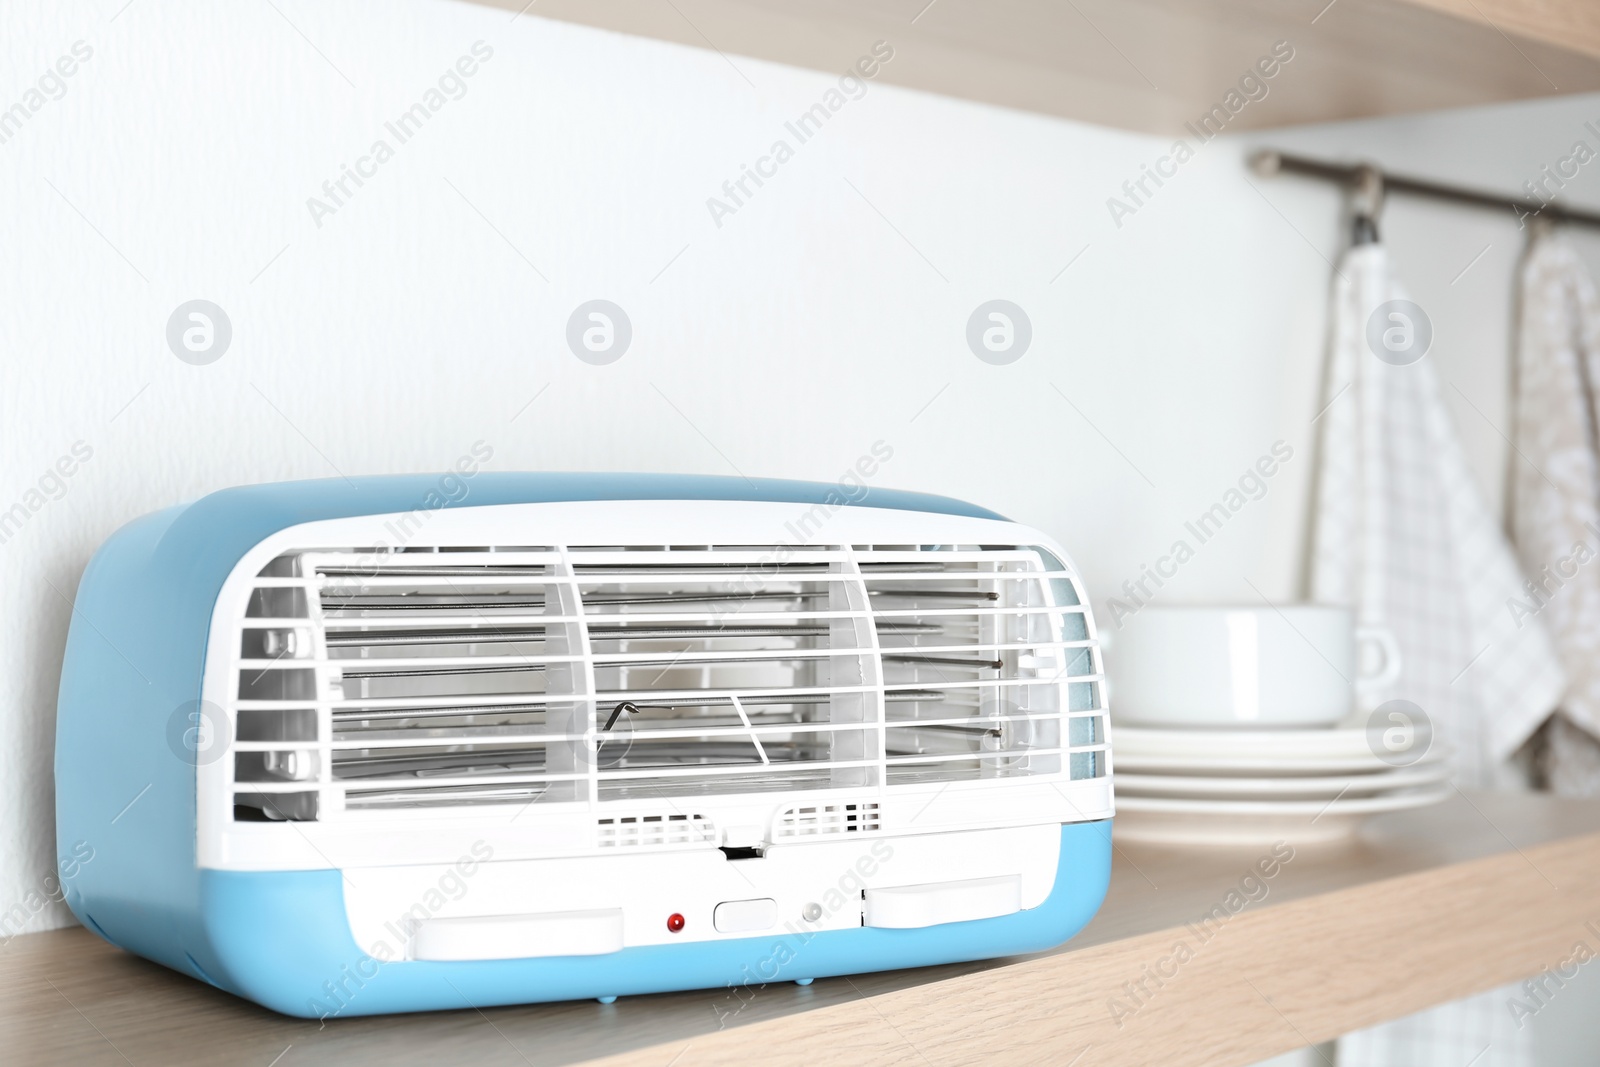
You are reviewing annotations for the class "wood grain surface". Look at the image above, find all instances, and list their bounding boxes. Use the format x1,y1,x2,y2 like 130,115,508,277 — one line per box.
463,0,1600,135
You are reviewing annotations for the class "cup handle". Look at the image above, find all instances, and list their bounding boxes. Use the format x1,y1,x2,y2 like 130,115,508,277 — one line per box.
1353,626,1402,694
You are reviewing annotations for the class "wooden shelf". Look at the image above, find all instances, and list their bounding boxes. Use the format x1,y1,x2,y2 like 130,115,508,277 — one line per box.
8,791,1600,1065
470,0,1600,134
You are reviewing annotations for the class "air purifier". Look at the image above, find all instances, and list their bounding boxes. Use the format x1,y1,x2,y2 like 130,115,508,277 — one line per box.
56,473,1113,1017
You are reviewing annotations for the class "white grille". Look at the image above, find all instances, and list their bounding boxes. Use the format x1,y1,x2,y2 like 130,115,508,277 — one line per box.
225,542,1106,822
773,801,881,838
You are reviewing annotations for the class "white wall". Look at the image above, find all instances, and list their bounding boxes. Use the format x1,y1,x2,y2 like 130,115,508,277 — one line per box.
0,0,1317,931
3,0,1599,1025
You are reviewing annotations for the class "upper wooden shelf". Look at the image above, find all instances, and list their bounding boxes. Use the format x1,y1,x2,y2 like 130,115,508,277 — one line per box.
10,790,1600,1065
469,0,1600,134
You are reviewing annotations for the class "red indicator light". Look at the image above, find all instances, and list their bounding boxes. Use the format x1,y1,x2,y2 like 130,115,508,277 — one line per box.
666,913,686,933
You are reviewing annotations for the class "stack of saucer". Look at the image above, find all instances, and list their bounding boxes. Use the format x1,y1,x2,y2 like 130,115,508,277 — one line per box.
1106,604,1451,847
1113,726,1451,846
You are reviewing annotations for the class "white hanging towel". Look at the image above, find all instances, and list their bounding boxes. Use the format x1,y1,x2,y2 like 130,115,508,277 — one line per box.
1511,232,1600,795
1313,245,1564,1067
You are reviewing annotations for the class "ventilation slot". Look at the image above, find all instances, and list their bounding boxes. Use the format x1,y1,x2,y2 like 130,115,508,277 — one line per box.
596,813,716,848
774,801,881,838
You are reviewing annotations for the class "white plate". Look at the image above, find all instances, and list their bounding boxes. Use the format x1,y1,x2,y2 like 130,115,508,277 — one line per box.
1114,760,1450,800
1112,784,1452,847
1111,752,1437,777
1112,725,1426,762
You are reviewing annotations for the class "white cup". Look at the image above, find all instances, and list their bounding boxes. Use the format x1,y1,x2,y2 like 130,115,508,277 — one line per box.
1105,604,1400,729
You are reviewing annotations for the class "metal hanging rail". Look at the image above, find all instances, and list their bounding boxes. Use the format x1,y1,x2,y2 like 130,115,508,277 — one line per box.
1249,149,1600,230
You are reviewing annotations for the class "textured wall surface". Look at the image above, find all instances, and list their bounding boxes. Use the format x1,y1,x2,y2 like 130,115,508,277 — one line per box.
4,0,1600,967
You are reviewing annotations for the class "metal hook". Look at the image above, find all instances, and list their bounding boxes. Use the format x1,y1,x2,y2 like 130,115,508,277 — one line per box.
1351,164,1384,246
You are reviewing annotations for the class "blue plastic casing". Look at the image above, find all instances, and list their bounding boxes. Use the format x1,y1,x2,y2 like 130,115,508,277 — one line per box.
55,473,1111,1017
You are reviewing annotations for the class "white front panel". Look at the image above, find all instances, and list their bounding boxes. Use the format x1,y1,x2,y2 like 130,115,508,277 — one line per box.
197,500,1114,884
342,823,1062,958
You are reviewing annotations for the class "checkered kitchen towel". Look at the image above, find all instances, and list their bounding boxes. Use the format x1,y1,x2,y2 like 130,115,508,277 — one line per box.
1511,232,1600,796
1311,244,1564,1066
